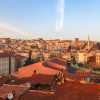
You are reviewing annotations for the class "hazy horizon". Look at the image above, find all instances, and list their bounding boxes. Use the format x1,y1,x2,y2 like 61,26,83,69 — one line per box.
0,0,100,41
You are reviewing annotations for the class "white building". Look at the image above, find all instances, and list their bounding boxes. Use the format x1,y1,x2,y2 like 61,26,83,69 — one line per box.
0,52,16,75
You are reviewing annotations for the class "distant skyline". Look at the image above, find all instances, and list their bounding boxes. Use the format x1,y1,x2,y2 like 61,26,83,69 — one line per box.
0,0,100,41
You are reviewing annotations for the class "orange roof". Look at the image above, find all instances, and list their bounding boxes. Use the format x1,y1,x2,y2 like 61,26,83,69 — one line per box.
20,80,100,100
43,61,66,71
14,62,60,78
49,57,66,66
14,75,54,85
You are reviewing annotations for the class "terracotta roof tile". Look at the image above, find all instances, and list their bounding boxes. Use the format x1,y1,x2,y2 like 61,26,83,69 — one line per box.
0,84,29,99
14,62,60,78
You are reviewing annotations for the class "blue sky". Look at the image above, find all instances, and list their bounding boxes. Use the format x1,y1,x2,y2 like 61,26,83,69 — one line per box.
0,0,100,40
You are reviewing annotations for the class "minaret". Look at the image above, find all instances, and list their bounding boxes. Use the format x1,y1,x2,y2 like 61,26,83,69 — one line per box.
87,34,90,51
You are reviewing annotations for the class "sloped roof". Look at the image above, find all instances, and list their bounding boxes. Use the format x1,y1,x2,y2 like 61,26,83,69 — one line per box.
43,61,66,71
14,62,60,78
13,75,54,85
49,57,66,66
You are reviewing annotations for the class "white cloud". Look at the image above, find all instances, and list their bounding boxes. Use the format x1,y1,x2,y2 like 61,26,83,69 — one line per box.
0,22,23,33
56,0,65,33
0,22,34,39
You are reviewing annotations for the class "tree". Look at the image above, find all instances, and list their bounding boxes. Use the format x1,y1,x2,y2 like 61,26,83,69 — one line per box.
71,56,77,64
24,50,34,66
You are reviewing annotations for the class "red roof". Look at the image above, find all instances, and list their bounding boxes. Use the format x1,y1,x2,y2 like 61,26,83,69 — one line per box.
21,90,54,100
20,80,100,100
43,61,66,71
13,75,54,85
49,57,66,66
75,70,91,78
0,84,29,100
14,62,60,78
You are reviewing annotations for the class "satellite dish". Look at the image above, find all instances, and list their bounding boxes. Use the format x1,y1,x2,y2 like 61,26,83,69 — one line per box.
25,82,31,88
7,92,14,100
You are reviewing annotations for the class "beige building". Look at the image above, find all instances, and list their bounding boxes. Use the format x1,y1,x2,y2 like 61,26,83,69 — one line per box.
77,51,88,63
95,50,100,66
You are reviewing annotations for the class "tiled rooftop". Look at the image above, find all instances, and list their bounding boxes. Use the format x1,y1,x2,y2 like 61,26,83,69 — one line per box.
0,84,29,100
20,80,100,100
14,62,60,78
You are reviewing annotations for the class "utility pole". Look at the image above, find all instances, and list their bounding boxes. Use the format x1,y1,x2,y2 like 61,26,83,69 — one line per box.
8,55,11,75
8,38,11,75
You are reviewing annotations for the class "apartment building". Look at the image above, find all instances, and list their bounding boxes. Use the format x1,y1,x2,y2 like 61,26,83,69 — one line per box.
0,52,16,75
77,51,88,63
